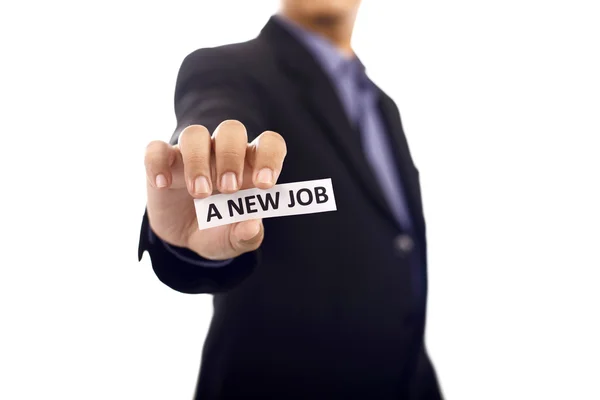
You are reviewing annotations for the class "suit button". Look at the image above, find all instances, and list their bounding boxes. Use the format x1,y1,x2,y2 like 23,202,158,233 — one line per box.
394,234,414,257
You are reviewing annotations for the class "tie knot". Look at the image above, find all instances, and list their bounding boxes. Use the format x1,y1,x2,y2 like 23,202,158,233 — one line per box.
336,57,369,87
346,58,369,86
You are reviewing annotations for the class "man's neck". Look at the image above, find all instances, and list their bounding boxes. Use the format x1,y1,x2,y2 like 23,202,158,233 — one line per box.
279,11,356,57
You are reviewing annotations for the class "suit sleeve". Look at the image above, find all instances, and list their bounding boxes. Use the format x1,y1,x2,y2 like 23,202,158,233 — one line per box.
138,48,268,294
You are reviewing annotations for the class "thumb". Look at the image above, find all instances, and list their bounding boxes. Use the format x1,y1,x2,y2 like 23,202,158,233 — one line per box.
229,219,264,254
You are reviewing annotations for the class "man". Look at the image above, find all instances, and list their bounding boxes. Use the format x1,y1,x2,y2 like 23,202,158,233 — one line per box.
139,0,443,398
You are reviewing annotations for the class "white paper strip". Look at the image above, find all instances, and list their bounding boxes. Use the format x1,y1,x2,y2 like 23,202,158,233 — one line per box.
194,178,337,230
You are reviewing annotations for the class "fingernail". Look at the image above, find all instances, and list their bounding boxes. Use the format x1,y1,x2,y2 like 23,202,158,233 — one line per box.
221,172,238,191
256,168,274,186
237,220,261,241
194,176,210,195
155,174,167,188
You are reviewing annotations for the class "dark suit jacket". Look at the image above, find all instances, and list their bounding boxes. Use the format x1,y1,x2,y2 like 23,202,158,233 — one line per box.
138,17,443,400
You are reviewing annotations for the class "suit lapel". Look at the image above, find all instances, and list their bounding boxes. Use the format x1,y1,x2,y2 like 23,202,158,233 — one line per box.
378,90,426,237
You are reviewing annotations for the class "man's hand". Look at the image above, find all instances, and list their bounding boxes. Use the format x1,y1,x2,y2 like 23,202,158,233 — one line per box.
144,120,287,260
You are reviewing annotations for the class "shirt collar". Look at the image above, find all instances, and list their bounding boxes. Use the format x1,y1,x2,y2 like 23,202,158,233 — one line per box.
273,14,364,78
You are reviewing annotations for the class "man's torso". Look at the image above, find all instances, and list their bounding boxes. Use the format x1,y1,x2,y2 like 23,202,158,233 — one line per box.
191,19,431,398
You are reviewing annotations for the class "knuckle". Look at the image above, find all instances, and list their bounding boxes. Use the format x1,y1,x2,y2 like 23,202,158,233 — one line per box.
261,130,283,141
218,149,244,163
219,119,245,129
181,137,210,154
260,131,287,154
184,151,210,167
215,120,247,139
181,124,209,136
179,125,210,146
145,140,166,154
256,149,281,164
144,145,167,166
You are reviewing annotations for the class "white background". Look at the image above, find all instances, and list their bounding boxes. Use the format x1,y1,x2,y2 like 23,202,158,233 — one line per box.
1,0,599,399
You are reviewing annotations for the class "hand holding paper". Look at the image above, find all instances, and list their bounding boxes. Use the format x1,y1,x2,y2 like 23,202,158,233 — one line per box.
144,120,288,260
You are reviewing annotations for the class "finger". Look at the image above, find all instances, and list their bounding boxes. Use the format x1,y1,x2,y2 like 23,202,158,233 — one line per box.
144,140,176,189
230,219,264,253
248,130,287,189
213,120,248,193
179,125,213,198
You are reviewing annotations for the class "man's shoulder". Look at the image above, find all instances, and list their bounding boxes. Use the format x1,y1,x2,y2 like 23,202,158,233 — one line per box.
180,37,271,76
